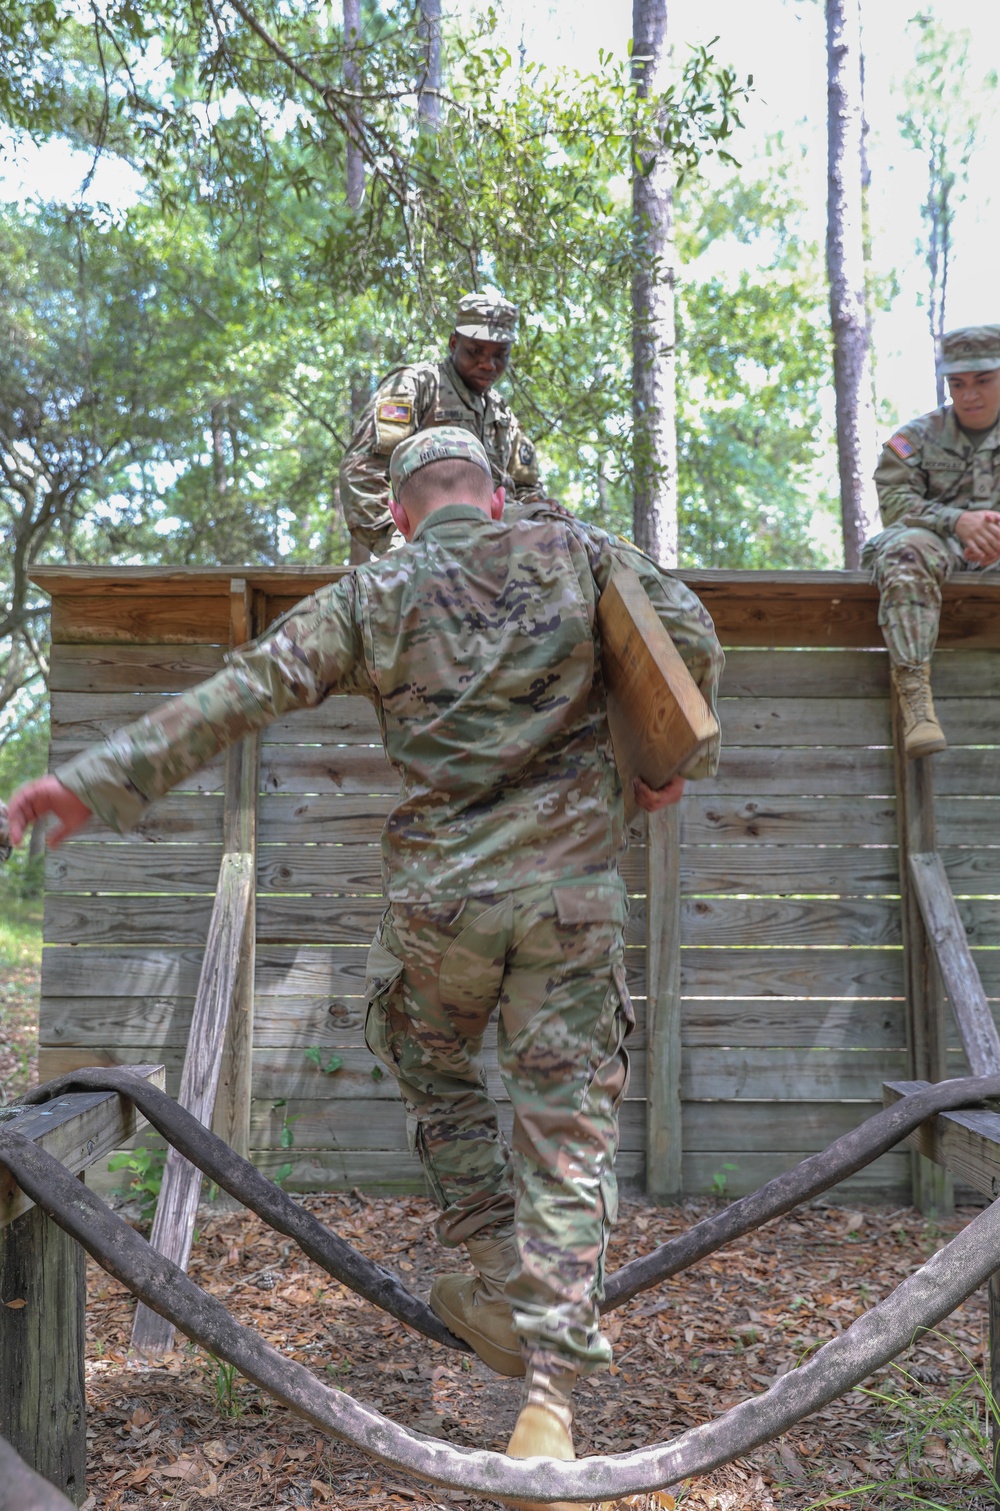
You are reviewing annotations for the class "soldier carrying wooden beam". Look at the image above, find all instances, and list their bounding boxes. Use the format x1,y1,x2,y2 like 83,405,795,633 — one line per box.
5,429,722,1511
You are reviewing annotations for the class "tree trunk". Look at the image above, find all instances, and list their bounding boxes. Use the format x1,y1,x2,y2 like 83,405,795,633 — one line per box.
631,0,677,567
417,0,442,132
210,400,229,501
343,0,365,210
826,0,879,569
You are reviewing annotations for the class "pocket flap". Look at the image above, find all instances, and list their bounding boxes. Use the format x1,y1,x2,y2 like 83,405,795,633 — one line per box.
365,941,404,999
553,884,626,927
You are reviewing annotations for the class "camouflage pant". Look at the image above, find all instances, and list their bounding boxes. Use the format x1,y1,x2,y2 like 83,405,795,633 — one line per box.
363,874,632,1372
862,523,1000,666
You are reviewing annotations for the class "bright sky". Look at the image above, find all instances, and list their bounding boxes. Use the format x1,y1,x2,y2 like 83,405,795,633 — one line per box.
2,0,997,434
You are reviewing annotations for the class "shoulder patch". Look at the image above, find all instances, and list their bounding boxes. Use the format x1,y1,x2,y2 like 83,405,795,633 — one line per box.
518,440,535,467
378,400,412,424
887,433,916,460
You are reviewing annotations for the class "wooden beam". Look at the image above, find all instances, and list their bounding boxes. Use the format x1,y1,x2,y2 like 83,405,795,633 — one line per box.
0,1067,164,1230
0,1208,85,1506
645,806,681,1199
890,688,951,1216
214,580,261,1162
910,849,1000,1077
882,1079,1000,1199
130,851,254,1358
0,1436,77,1510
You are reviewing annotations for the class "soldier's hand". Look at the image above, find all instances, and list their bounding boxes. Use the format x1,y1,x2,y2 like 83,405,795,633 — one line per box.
7,777,93,848
633,774,686,812
956,509,1000,566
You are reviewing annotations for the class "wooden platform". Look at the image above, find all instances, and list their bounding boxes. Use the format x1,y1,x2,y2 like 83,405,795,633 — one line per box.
30,566,1000,1203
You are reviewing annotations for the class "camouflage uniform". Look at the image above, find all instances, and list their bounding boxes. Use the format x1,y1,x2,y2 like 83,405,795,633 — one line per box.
55,431,723,1373
339,294,542,556
863,325,1000,667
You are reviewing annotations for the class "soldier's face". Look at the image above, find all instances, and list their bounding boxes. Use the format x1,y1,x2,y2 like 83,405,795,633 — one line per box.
947,368,1000,430
449,333,511,393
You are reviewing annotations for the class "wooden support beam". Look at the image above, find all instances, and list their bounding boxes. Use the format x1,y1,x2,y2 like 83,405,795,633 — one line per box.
130,851,254,1358
909,849,1000,1077
0,1435,77,1510
0,1069,162,1505
882,1080,1000,1199
214,579,261,1160
890,692,951,1215
645,806,681,1200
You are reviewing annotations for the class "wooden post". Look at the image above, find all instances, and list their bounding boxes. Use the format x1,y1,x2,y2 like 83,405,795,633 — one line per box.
890,686,951,1214
130,852,254,1357
645,805,682,1199
909,850,1000,1077
213,578,260,1160
0,1205,85,1505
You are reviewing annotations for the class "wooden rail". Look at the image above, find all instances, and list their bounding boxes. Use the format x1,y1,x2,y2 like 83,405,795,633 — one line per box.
0,1066,163,1505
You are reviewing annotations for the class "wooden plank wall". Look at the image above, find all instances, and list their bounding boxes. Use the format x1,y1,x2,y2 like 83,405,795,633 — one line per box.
35,567,1000,1205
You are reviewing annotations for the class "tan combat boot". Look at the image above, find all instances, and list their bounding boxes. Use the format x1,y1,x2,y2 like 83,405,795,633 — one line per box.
429,1227,524,1376
506,1354,586,1511
892,663,947,760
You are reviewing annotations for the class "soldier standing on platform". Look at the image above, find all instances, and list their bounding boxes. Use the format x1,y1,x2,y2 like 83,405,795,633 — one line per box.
863,325,1000,759
339,292,543,560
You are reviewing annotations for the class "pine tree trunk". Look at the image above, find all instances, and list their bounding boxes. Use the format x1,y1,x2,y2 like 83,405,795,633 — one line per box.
631,0,677,568
343,0,364,210
826,0,879,569
417,0,442,131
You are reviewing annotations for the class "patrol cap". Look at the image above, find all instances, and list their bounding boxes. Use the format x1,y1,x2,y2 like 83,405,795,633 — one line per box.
389,426,493,495
453,291,518,344
938,325,1000,375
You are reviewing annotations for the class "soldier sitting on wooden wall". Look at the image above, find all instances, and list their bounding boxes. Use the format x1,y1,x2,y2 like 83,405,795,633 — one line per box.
863,324,1000,760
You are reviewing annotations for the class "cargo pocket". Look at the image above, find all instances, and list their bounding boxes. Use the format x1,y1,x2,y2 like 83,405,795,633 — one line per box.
363,940,405,1072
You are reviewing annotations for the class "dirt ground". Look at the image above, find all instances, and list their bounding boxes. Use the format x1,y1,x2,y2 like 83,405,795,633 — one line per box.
77,1192,995,1511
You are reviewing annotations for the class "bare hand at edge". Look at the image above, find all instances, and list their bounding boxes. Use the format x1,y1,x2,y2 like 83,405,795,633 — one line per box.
633,774,687,813
7,777,93,848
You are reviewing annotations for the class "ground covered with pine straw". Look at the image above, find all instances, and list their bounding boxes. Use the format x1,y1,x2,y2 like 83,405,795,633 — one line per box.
78,1192,996,1511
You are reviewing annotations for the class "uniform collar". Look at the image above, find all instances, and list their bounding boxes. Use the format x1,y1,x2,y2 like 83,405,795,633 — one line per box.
942,406,1000,453
412,503,491,541
445,356,489,408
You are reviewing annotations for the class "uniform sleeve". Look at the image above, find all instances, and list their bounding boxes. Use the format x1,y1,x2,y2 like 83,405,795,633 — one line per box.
54,580,369,833
338,368,429,556
874,431,964,539
580,526,724,780
507,417,546,504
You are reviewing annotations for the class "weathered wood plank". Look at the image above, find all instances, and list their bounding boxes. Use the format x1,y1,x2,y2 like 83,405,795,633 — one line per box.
681,795,897,846
37,1045,650,1105
0,1206,86,1504
48,690,382,745
680,846,901,897
683,1099,887,1150
719,647,1000,700
883,1080,1000,1200
131,852,254,1357
680,1151,909,1200
699,742,1000,799
679,948,904,998
40,942,647,1000
679,896,902,947
67,794,224,844
51,594,232,645
716,699,891,747
48,643,225,692
682,998,906,1049
46,844,225,894
256,843,647,896
682,1046,908,1100
646,806,681,1200
0,1067,165,1228
260,745,397,796
48,744,226,793
910,850,1000,1077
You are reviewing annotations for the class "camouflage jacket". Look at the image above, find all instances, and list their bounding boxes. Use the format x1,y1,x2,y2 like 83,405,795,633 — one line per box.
55,507,723,904
873,405,1000,552
339,358,542,554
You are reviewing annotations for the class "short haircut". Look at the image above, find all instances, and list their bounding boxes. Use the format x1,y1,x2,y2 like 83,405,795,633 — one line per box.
398,457,494,512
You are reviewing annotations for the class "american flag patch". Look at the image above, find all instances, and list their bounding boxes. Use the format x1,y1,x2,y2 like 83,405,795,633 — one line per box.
378,400,412,423
887,432,916,460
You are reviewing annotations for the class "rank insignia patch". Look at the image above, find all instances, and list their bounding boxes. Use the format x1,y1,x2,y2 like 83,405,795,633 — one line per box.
378,401,412,423
887,433,916,460
519,441,535,466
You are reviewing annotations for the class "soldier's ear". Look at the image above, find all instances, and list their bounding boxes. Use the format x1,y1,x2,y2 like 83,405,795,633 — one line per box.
389,496,413,540
448,332,458,355
490,486,505,521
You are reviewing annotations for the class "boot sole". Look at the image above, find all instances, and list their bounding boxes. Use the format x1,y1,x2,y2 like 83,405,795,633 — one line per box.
429,1284,525,1377
906,734,947,759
